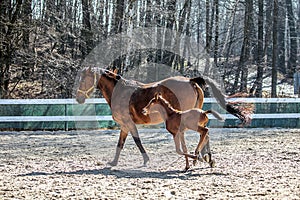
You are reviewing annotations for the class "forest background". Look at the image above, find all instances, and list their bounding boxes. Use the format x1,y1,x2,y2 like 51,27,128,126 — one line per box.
0,0,299,99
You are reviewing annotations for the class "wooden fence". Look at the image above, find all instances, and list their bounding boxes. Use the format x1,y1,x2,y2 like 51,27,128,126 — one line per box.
0,98,299,130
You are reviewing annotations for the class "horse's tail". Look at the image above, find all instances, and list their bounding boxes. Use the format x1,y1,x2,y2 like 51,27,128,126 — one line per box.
205,110,225,122
191,82,204,109
191,76,253,126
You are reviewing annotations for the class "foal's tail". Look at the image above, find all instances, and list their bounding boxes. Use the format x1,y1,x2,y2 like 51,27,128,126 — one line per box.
205,110,225,122
191,76,253,126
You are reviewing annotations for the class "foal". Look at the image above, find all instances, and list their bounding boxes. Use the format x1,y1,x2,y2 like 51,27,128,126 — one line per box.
142,93,224,170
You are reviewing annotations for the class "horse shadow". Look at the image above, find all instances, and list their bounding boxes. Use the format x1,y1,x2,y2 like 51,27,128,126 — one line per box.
18,166,227,180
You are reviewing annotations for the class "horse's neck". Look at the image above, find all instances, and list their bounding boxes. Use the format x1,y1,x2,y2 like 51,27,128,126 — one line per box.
97,74,116,107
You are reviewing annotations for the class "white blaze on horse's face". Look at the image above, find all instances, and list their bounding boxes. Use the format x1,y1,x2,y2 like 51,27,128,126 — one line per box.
76,68,96,104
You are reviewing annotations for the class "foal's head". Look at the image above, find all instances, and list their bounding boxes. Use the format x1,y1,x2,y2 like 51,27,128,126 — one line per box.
142,93,173,115
76,67,97,104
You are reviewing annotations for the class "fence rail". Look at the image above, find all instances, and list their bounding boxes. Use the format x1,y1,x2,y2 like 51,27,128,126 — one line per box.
0,98,299,130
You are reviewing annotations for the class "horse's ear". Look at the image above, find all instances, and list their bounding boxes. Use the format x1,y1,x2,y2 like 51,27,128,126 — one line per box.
88,66,92,72
113,68,118,74
154,93,159,100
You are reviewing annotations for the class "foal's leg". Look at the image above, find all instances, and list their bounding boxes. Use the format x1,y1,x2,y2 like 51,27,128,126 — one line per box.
109,129,128,166
201,139,211,162
179,132,190,171
128,124,149,166
173,133,184,155
194,126,209,158
173,133,197,158
194,127,215,168
201,139,215,168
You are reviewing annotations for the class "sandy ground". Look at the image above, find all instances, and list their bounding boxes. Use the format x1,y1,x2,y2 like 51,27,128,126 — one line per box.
0,128,299,199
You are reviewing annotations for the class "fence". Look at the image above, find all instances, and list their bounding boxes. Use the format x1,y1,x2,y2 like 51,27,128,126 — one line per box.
0,98,299,130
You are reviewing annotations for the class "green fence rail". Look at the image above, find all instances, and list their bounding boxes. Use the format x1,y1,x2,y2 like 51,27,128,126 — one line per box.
0,98,299,130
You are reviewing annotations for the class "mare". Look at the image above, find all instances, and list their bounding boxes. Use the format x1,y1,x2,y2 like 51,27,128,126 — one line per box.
142,93,224,170
76,67,252,167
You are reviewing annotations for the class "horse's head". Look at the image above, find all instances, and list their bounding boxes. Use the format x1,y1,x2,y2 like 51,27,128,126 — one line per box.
76,67,97,104
142,93,162,115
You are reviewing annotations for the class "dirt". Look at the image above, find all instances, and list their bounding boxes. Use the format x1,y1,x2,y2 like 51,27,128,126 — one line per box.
0,128,299,199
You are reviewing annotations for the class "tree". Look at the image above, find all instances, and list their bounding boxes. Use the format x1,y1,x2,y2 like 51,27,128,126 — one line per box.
204,0,213,74
81,0,93,57
22,0,32,49
162,0,176,67
250,0,264,97
234,0,254,92
286,0,298,78
213,0,219,66
271,0,278,97
0,0,23,98
277,0,286,74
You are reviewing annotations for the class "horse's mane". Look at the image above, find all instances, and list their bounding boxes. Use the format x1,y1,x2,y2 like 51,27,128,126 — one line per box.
89,67,144,87
89,67,121,80
155,95,182,114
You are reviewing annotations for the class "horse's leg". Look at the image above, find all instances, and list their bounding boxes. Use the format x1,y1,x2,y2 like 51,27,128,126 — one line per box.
194,127,215,168
128,124,149,166
109,129,128,166
179,132,190,171
194,126,209,158
173,133,193,156
201,138,215,168
173,133,183,155
201,139,211,162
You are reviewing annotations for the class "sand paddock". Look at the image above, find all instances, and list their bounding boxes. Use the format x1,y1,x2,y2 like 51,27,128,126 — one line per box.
0,128,299,199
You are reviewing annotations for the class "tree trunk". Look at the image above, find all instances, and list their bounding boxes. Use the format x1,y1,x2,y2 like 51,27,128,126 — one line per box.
213,0,219,66
81,0,93,57
113,0,125,70
298,0,300,53
264,1,273,63
204,0,213,75
163,0,176,67
286,0,298,78
22,0,31,49
155,0,162,64
0,0,6,98
271,0,278,97
250,0,264,97
277,0,286,74
175,0,190,71
234,0,253,92
0,0,22,98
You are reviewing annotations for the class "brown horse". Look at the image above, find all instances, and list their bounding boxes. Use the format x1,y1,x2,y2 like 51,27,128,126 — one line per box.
142,93,224,170
76,67,251,167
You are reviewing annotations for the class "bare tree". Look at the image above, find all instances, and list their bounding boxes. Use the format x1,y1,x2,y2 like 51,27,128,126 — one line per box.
277,0,286,74
0,0,23,98
213,0,219,66
250,0,264,97
81,0,93,57
272,0,278,97
234,0,254,92
286,0,298,78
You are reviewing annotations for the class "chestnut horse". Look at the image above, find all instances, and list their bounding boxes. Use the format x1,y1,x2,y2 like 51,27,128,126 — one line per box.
76,67,251,167
142,93,224,170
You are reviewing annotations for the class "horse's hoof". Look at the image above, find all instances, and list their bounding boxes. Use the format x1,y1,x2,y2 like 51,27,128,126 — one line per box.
209,160,216,168
193,160,198,166
143,153,150,165
184,166,190,172
108,161,118,166
203,154,210,163
197,155,204,162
